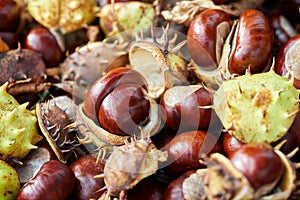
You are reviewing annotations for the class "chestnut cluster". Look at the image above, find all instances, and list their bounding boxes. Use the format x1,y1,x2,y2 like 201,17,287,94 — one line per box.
1,0,300,200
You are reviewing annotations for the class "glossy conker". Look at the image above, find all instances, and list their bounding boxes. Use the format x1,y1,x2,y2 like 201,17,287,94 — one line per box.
163,130,222,177
222,132,245,157
70,154,106,200
98,83,150,136
127,175,166,200
160,85,220,131
24,26,64,67
228,9,273,75
163,170,195,200
83,67,147,123
17,160,75,200
187,9,231,69
275,34,300,89
229,143,284,195
0,0,21,32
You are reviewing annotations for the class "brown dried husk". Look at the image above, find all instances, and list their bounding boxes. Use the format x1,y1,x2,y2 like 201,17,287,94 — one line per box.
129,41,188,99
103,138,167,197
36,97,79,163
59,41,129,99
161,0,265,26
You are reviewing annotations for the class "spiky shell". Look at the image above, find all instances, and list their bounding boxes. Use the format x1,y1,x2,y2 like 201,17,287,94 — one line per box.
99,2,155,36
0,83,42,161
214,70,299,143
0,160,20,200
60,41,128,99
27,0,99,34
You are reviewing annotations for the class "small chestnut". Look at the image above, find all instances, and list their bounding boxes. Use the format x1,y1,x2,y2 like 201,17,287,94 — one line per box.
70,154,106,200
163,170,195,200
229,142,284,196
127,175,167,200
24,26,64,67
160,85,220,131
222,132,245,157
163,130,222,177
0,0,21,32
17,160,75,200
275,34,300,89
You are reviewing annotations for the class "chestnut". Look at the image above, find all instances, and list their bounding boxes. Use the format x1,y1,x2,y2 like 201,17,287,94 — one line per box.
275,112,300,161
187,9,231,69
83,67,147,123
0,32,19,49
17,160,75,200
229,142,284,196
98,83,150,136
127,175,167,200
160,85,221,131
163,130,223,177
228,9,273,75
70,154,105,200
163,170,195,200
0,0,21,32
24,26,64,67
275,34,300,89
269,14,297,48
222,132,245,157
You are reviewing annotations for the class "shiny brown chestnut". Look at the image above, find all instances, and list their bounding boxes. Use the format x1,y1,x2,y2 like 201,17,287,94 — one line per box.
163,130,222,177
187,9,231,69
222,132,245,157
0,32,19,49
70,154,106,200
24,26,64,67
83,67,151,136
228,9,273,75
83,67,147,123
160,85,220,131
17,160,75,200
269,14,297,48
127,175,167,200
229,142,284,196
163,170,195,200
275,34,300,89
98,83,150,136
0,0,21,32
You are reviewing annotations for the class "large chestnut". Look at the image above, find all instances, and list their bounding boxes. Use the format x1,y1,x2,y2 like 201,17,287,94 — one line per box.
24,26,64,67
275,34,300,89
160,85,220,131
83,67,150,135
83,67,147,122
0,0,20,32
228,9,273,75
17,160,75,200
163,130,222,177
98,83,150,136
229,142,284,196
70,154,106,200
187,9,231,69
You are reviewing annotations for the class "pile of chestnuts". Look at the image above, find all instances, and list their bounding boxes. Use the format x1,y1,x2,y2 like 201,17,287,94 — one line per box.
0,0,300,199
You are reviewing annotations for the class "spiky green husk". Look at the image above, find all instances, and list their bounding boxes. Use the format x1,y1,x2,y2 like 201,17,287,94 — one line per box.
0,160,20,200
214,70,299,143
0,83,42,160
